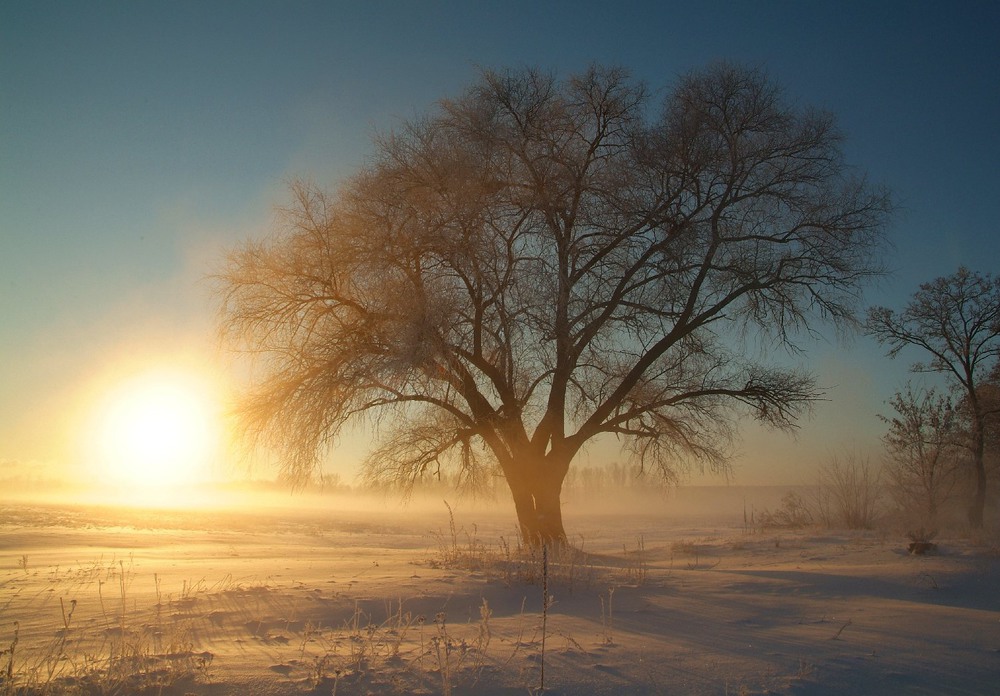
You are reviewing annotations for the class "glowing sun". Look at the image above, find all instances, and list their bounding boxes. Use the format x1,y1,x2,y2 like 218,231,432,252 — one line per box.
94,369,222,492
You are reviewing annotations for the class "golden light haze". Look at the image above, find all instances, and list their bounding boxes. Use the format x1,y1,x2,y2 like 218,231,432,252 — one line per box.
89,368,221,484
3,336,886,504
53,347,237,504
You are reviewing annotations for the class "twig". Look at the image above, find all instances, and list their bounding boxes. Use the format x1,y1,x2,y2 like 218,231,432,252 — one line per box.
830,618,852,640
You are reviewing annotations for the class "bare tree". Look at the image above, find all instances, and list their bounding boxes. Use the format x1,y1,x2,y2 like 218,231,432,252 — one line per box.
867,268,1000,528
952,366,1000,512
816,452,883,529
217,64,891,546
979,366,1000,482
880,385,963,525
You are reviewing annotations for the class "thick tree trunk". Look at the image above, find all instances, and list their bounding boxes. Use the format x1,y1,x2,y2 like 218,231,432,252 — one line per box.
968,461,987,528
968,422,987,529
505,457,569,548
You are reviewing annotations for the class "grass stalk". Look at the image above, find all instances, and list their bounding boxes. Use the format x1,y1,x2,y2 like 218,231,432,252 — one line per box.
539,543,548,694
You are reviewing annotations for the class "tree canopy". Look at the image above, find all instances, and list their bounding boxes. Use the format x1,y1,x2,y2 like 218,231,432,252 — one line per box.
218,63,891,544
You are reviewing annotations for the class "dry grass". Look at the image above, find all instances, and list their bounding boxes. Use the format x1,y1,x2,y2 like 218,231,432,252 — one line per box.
8,499,995,695
1,561,510,696
428,501,652,594
1,557,211,696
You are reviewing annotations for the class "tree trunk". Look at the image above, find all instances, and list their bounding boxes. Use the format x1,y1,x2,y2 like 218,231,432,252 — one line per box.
968,420,987,529
968,460,987,528
505,457,569,548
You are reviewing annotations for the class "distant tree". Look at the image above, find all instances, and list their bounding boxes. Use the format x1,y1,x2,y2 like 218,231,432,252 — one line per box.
815,452,884,529
218,63,890,546
868,268,1000,528
879,385,963,525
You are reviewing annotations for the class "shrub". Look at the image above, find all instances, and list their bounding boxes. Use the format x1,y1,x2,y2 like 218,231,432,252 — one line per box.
758,492,814,529
815,453,884,529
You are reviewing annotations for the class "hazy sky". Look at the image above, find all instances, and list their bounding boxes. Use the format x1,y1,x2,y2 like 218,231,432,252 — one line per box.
3,1,999,486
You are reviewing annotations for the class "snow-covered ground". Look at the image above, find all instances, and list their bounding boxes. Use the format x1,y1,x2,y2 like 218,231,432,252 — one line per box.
2,490,998,695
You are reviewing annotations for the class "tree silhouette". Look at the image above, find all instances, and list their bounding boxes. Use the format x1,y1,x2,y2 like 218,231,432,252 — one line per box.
218,64,890,545
868,267,1000,528
880,385,963,526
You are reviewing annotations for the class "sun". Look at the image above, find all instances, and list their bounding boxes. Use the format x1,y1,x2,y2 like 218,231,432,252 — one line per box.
93,368,223,494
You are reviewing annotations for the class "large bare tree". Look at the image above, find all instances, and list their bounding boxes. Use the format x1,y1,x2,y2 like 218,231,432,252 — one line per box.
868,267,1000,528
218,64,890,545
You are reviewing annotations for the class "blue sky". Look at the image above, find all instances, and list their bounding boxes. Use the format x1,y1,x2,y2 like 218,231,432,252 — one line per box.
3,1,999,485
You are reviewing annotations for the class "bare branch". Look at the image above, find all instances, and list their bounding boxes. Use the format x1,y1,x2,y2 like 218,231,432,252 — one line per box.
216,63,890,542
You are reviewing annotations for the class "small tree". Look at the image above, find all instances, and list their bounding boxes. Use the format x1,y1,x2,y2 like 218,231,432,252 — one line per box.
816,452,883,529
218,63,890,546
867,268,1000,527
880,385,963,526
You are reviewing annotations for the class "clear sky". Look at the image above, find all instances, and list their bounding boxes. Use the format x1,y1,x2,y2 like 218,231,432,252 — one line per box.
3,1,999,488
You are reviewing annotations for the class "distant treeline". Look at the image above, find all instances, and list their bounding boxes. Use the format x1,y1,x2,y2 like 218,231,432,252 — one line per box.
348,460,665,502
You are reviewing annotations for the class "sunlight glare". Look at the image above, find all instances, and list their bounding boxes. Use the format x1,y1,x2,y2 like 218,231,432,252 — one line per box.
94,368,223,496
